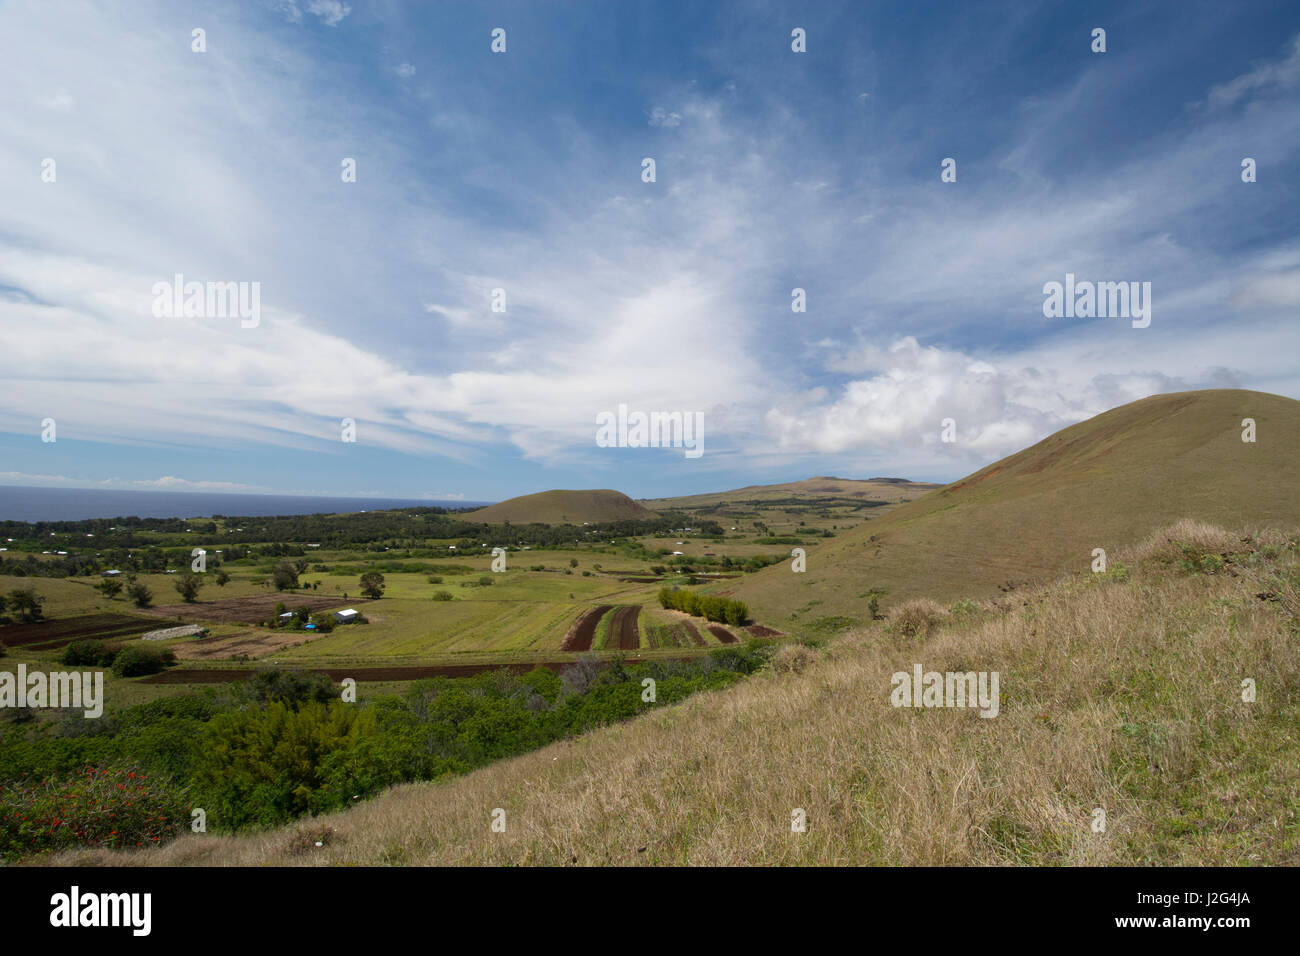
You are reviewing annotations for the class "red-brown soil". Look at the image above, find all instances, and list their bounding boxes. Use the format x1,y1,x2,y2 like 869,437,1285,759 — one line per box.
606,605,641,650
560,605,613,652
706,624,737,644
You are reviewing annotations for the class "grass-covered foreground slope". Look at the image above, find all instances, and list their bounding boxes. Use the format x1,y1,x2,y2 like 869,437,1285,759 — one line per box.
469,489,655,525
56,521,1300,866
732,389,1300,623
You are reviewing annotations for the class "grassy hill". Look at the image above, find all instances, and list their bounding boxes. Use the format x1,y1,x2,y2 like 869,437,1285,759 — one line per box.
469,489,655,525
56,521,1300,865
729,389,1300,626
642,476,941,510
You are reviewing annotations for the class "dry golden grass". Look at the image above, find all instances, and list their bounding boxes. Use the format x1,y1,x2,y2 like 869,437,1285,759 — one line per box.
51,524,1300,867
887,598,950,638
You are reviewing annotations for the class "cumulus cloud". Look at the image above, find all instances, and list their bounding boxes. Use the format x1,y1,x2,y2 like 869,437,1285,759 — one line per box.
0,3,1295,492
763,332,1288,465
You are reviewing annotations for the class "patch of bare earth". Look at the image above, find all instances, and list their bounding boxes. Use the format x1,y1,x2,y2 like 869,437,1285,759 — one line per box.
706,624,737,644
141,594,365,625
607,605,641,650
171,628,317,660
560,605,613,652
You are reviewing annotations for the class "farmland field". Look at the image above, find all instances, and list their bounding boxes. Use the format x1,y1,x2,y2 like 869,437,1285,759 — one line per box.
0,490,848,711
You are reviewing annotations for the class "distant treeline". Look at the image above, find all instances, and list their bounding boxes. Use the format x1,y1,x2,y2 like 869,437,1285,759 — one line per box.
0,509,729,578
0,509,718,550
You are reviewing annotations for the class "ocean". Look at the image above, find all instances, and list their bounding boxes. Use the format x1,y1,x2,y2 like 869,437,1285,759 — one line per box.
0,485,492,523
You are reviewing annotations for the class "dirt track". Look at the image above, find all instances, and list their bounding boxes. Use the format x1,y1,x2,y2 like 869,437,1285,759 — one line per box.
561,605,613,652
606,605,641,650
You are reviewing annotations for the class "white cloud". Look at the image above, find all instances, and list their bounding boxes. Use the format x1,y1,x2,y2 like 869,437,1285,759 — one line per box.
1207,34,1300,110
0,3,1295,489
279,0,351,26
648,106,682,127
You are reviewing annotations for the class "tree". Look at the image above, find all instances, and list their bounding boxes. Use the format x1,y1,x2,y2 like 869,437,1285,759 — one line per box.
126,583,153,608
7,589,45,622
359,571,385,600
272,560,299,591
173,572,205,604
215,569,231,587
569,558,578,568
95,578,123,599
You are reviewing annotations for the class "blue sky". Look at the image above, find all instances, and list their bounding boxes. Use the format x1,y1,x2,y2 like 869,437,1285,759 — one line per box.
1,0,1297,502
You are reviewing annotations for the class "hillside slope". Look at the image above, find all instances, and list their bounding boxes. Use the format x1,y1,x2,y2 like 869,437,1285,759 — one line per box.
469,489,655,525
730,389,1300,624
643,476,940,510
57,523,1300,866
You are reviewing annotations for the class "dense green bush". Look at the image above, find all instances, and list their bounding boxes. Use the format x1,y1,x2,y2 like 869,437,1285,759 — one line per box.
61,640,121,667
657,587,749,625
238,667,336,707
111,645,176,677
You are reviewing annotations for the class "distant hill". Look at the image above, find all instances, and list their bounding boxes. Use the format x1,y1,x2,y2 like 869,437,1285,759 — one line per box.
730,389,1300,623
469,489,655,525
643,476,941,510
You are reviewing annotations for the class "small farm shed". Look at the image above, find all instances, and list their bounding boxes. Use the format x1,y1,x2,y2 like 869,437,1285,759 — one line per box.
334,608,359,624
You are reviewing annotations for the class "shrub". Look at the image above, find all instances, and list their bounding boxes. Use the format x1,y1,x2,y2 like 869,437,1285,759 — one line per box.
272,560,299,591
431,590,454,601
190,701,382,829
426,575,443,584
126,583,153,608
239,668,336,707
888,599,950,639
173,572,204,603
111,645,176,677
1129,520,1241,567
0,766,189,858
61,640,120,668
477,575,494,587
771,643,815,674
